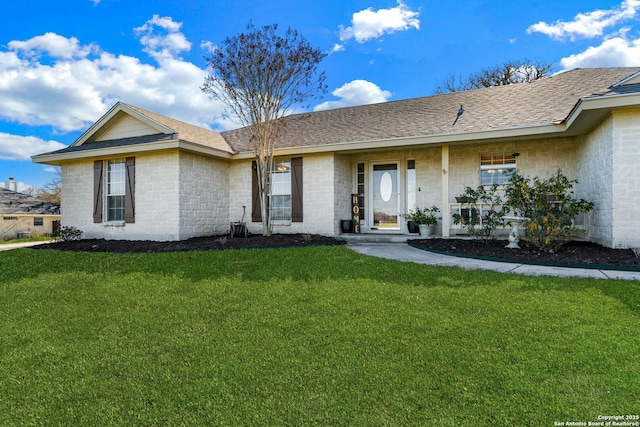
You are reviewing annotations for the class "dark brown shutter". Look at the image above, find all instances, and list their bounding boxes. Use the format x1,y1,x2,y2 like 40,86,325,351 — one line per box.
93,160,103,223
251,161,261,222
291,157,303,222
124,157,135,223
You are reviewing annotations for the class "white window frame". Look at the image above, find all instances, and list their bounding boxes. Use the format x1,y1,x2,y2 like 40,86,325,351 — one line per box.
270,159,292,222
480,153,516,186
106,159,126,222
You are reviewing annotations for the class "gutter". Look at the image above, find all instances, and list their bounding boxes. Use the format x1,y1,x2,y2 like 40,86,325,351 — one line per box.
32,139,235,165
565,91,640,129
233,122,569,159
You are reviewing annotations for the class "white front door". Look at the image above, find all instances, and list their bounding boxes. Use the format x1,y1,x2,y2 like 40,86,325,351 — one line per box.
371,162,400,230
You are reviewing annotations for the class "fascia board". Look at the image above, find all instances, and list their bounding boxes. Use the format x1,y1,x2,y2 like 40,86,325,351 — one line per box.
232,123,568,159
32,139,233,165
566,92,640,129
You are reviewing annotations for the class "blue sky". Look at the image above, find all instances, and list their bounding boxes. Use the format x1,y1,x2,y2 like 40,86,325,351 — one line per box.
2,0,640,191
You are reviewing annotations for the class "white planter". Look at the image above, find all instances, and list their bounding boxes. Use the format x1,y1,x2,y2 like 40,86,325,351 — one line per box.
418,224,433,237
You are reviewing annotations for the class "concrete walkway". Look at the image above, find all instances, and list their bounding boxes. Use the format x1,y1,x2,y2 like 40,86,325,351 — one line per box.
347,242,640,280
0,240,55,251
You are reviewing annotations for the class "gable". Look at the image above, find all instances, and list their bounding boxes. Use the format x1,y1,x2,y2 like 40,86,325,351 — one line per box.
614,71,640,86
92,113,163,142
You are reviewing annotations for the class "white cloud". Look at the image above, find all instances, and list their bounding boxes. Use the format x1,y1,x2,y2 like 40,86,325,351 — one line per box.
134,14,192,62
560,34,640,68
338,1,420,44
527,0,640,41
0,16,229,135
8,32,96,59
0,132,66,161
200,40,218,55
330,43,345,54
314,80,391,111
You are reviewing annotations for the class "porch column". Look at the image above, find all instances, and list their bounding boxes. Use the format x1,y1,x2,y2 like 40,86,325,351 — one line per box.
441,143,450,237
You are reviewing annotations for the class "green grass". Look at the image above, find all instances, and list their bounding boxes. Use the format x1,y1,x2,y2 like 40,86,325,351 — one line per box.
1,246,639,425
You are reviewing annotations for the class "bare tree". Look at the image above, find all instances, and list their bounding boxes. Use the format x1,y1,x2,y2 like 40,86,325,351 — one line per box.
433,59,553,94
23,168,61,204
202,23,326,236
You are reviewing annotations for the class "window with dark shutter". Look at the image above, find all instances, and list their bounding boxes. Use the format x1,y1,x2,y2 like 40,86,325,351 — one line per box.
251,158,303,223
291,157,303,222
124,157,135,223
252,161,262,222
93,160,104,223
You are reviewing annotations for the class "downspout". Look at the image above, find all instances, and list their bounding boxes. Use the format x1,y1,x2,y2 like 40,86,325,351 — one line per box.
441,143,450,237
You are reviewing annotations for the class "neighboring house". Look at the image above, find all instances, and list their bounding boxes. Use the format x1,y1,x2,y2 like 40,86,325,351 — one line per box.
0,184,61,240
33,67,640,248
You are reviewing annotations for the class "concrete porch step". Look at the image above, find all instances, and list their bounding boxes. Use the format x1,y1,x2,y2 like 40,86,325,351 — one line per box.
338,233,427,243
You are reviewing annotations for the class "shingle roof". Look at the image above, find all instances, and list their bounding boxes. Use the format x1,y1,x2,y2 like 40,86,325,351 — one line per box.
222,67,640,152
123,104,236,153
0,187,60,215
45,134,174,156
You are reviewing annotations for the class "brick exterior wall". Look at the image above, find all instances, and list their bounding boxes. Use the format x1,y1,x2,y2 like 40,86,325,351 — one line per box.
62,151,230,241
610,109,640,248
576,116,614,247
575,109,640,248
178,152,230,239
228,154,341,236
59,109,640,247
62,153,182,241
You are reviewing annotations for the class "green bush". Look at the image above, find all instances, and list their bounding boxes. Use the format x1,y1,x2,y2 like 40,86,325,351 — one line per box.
58,226,83,242
503,170,594,252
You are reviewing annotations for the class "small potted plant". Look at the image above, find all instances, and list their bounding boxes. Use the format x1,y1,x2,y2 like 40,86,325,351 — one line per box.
405,205,439,237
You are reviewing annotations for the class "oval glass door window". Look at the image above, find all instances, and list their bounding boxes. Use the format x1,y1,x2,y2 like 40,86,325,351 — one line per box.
380,171,393,202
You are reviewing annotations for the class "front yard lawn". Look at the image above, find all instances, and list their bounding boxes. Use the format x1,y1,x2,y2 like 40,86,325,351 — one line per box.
1,246,638,425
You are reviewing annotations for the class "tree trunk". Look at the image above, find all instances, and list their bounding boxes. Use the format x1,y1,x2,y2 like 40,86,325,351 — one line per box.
256,156,273,237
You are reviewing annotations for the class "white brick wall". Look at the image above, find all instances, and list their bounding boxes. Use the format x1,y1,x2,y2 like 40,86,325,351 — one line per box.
576,116,614,246
62,153,182,241
576,109,640,248
333,154,353,234
178,152,230,239
229,154,339,236
449,139,578,200
610,109,640,248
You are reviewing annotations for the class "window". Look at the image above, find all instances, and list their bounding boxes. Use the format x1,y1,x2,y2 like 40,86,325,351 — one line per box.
107,160,126,221
252,158,303,223
270,160,292,221
480,153,516,185
93,157,135,224
3,217,17,221
34,217,43,226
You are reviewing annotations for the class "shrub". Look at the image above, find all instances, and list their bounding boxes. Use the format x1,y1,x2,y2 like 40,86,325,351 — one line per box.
58,226,83,242
452,184,505,242
404,206,440,225
503,170,594,252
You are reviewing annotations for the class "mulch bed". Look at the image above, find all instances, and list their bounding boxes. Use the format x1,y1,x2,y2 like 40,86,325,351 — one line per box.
410,238,640,269
30,233,640,270
31,234,345,253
